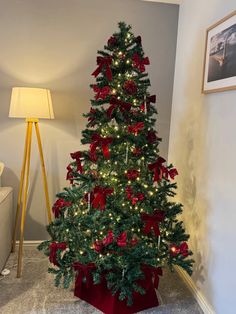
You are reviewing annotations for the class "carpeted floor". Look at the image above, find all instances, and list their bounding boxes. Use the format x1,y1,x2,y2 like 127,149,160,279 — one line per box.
0,247,203,314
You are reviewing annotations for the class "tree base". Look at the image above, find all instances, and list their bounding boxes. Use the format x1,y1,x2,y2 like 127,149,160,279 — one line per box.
74,275,160,314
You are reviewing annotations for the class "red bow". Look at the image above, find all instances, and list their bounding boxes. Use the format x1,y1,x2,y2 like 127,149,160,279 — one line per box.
66,165,74,183
126,186,145,205
148,157,166,182
170,242,189,257
73,262,96,290
132,53,150,72
87,108,97,127
126,169,139,180
141,265,163,289
132,147,142,156
90,133,113,161
103,230,114,246
92,186,113,210
92,56,113,81
140,95,156,112
52,198,72,218
128,122,144,135
49,242,67,266
107,96,131,118
117,232,127,247
70,151,83,173
166,168,178,180
93,85,110,100
141,210,165,236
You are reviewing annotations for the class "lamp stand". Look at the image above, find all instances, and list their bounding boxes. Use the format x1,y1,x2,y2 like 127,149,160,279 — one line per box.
12,118,52,278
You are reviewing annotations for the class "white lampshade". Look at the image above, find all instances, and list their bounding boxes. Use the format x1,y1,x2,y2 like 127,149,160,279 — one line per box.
9,87,54,119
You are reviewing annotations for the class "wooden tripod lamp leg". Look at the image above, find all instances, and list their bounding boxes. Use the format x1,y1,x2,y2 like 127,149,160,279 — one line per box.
34,122,52,223
17,122,33,278
12,122,30,253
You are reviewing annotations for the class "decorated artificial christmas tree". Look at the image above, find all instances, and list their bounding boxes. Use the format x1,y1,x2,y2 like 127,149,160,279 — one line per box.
38,22,194,313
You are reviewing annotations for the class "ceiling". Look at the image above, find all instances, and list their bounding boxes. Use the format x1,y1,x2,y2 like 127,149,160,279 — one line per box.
143,0,181,4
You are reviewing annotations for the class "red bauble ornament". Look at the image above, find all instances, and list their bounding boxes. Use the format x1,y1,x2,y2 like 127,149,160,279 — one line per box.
123,80,137,95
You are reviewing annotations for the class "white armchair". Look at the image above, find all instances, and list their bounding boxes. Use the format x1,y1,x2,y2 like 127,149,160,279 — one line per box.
0,162,13,271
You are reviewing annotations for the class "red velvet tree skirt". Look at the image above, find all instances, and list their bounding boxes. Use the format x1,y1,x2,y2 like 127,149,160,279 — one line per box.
74,277,160,314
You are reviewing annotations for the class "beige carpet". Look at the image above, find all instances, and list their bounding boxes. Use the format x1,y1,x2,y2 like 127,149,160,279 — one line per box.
0,247,203,314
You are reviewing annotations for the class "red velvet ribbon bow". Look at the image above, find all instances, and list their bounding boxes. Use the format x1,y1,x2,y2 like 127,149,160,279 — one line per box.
125,186,145,205
103,230,114,246
170,242,189,257
132,52,150,72
141,265,163,289
148,157,166,182
92,56,113,81
73,262,96,290
70,151,83,173
141,210,165,236
87,108,97,127
117,231,127,247
92,186,113,210
128,122,144,135
66,165,74,183
49,242,67,266
52,198,72,218
107,96,131,118
166,168,178,180
90,133,113,161
93,85,110,100
126,169,139,180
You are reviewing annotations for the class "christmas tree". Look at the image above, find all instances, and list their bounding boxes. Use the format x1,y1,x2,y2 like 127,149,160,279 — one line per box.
38,22,194,308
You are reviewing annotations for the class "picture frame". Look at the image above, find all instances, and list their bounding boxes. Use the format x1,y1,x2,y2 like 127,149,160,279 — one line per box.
202,10,236,94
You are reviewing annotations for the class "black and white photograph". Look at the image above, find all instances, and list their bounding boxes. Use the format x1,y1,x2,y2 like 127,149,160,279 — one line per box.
203,11,236,93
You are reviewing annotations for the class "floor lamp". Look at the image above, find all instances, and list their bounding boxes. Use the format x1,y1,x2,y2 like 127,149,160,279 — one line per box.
9,87,54,278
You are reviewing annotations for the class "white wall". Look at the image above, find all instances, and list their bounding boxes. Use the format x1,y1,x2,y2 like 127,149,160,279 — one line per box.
169,1,236,313
0,0,179,239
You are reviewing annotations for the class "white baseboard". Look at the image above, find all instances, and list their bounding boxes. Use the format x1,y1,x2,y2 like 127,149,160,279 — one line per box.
175,266,215,314
15,240,44,247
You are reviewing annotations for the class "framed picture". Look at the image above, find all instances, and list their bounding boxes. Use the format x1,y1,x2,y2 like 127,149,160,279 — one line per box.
202,11,236,93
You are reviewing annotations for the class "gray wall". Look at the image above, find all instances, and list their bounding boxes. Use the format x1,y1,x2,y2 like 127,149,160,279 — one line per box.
0,0,179,239
169,0,236,313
